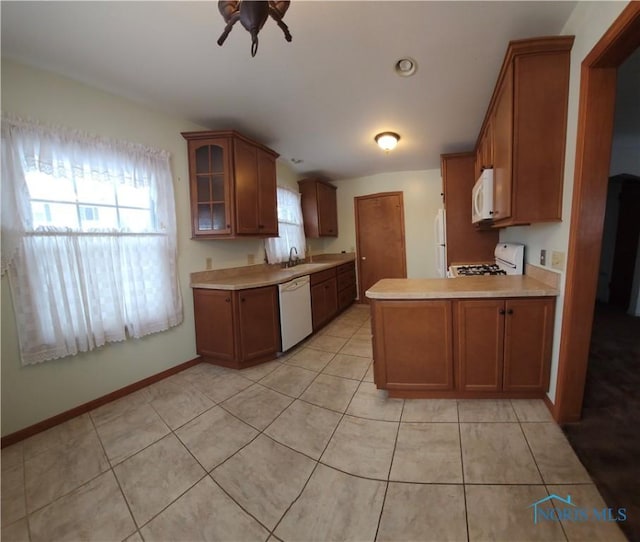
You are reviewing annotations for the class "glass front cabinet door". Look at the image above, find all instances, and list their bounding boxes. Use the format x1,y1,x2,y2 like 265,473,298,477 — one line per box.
189,138,232,237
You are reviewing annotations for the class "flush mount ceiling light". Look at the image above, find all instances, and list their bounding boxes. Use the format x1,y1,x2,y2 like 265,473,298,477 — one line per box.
217,1,292,57
375,132,401,152
395,57,417,77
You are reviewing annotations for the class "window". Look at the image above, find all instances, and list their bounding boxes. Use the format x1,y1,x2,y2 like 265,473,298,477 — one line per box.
1,115,182,365
264,186,306,263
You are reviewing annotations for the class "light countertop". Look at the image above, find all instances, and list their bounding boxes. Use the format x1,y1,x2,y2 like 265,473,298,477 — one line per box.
366,275,559,300
190,254,355,290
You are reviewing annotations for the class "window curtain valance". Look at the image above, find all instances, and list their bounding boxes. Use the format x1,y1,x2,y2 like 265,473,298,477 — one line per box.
1,114,183,365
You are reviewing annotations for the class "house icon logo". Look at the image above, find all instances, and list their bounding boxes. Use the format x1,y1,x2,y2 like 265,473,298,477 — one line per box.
528,494,576,524
528,494,627,524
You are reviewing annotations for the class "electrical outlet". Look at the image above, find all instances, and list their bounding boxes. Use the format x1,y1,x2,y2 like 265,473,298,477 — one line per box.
540,249,547,266
551,250,565,271
247,254,255,265
205,257,212,270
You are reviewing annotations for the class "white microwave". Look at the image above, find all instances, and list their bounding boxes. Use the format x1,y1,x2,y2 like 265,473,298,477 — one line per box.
472,168,494,223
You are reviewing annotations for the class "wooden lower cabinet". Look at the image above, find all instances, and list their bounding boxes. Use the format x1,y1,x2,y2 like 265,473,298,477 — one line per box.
455,299,505,392
193,289,236,363
502,298,555,392
193,286,280,368
337,261,357,312
311,269,338,331
372,296,555,397
372,300,454,391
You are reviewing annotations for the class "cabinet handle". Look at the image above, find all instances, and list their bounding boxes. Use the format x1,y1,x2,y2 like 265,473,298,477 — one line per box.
241,298,246,303
259,224,264,229
225,298,230,303
226,224,231,228
507,309,514,315
499,309,506,315
361,256,367,260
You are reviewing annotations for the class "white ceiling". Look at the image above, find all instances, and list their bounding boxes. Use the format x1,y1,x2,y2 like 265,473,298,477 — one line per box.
1,1,577,180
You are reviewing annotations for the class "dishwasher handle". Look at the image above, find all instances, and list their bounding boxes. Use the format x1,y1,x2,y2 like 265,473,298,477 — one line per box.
279,275,310,292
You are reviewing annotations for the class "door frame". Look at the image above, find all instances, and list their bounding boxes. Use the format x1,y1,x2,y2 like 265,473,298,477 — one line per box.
553,2,640,423
354,191,407,303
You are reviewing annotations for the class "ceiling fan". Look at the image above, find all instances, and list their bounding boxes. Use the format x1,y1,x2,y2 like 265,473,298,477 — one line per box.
217,1,292,57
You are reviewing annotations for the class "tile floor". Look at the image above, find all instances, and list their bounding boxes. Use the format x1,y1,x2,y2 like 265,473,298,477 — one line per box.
1,305,629,541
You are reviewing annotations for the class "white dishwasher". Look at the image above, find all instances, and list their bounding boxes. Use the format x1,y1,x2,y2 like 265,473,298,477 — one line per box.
278,275,313,352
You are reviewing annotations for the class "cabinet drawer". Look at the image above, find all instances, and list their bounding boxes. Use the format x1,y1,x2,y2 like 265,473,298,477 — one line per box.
310,267,337,286
337,268,356,291
337,261,355,275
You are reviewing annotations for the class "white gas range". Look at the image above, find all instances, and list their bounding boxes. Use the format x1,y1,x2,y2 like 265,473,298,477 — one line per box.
448,243,525,278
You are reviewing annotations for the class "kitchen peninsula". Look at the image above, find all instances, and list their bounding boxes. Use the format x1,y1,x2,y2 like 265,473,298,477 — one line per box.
366,275,558,399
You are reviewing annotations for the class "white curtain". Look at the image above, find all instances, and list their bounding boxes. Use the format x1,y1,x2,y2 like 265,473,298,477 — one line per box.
1,114,183,365
265,186,306,264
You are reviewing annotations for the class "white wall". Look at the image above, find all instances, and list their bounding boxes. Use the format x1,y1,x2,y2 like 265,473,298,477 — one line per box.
500,0,628,403
323,170,443,279
0,60,300,435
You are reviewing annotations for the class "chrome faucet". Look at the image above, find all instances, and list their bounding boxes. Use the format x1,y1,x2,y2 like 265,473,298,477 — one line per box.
287,246,299,268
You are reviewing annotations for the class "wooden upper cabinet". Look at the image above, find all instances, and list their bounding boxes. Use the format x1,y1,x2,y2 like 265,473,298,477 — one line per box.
298,179,338,237
475,117,494,180
182,130,279,238
474,36,574,227
441,153,498,266
492,62,514,222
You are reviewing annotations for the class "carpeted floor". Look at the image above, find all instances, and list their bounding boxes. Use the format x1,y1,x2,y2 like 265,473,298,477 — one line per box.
562,302,640,542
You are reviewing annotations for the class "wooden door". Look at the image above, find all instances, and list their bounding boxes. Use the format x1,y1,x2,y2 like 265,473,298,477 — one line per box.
193,289,235,362
609,178,640,309
237,286,280,362
234,138,259,234
492,62,514,222
355,192,407,303
503,298,555,392
442,153,499,266
372,300,453,391
256,149,278,236
317,182,338,236
454,299,504,392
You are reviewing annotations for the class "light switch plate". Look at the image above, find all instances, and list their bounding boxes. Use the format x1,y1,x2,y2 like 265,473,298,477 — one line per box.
540,249,547,266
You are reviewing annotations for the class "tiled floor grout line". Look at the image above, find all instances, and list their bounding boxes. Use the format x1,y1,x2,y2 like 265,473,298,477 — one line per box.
267,342,367,540
374,400,405,541
19,309,605,541
518,417,572,542
8,309,372,540
86,413,141,537
457,400,471,542
543,483,571,542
